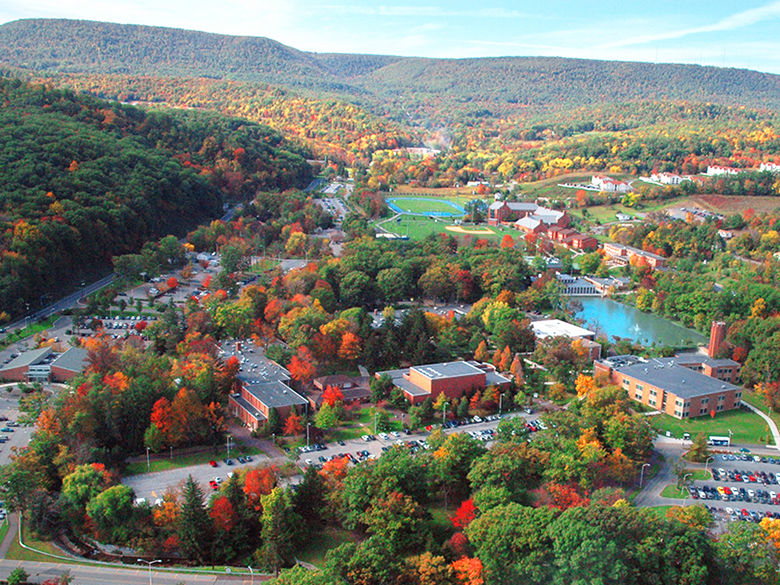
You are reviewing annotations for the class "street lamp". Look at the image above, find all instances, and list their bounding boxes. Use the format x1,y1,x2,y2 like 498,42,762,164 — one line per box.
306,422,311,447
442,403,448,426
146,447,151,473
137,559,161,585
499,393,504,416
248,565,254,585
682,472,693,506
639,462,651,488
704,456,714,474
226,435,233,460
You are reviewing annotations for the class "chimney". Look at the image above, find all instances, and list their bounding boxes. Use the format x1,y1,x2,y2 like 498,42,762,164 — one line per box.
708,321,726,358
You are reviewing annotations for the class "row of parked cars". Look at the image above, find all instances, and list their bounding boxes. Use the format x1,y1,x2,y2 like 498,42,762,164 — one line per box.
712,467,780,485
690,484,780,505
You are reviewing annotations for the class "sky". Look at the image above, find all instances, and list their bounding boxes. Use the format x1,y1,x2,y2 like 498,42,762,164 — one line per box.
2,0,780,74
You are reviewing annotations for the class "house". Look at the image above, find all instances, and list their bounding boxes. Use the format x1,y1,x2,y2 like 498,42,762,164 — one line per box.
376,361,511,405
591,175,631,193
229,376,308,431
310,374,371,407
594,355,742,419
650,172,683,185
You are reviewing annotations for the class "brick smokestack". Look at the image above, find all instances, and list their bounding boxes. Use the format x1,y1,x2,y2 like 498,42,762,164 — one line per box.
708,321,726,358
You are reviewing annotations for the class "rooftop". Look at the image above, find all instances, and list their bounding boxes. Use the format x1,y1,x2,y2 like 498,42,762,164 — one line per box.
411,361,485,380
674,353,740,368
600,356,741,399
531,319,595,339
238,377,308,409
219,340,290,382
0,347,53,371
50,347,89,373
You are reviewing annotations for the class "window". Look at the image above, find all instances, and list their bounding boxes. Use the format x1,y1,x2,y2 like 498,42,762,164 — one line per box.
649,399,656,407
636,384,644,392
622,378,629,387
701,398,709,405
649,389,657,397
718,395,725,402
736,392,742,399
635,391,643,401
717,404,724,411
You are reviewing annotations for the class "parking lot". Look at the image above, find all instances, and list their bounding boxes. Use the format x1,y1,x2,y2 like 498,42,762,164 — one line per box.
687,452,780,523
123,453,269,503
0,392,33,466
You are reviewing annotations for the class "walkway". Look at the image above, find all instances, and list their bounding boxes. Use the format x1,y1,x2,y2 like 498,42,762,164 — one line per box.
741,401,780,449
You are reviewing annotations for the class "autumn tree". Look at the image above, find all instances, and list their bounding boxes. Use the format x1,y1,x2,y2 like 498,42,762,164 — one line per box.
283,412,304,436
289,346,316,386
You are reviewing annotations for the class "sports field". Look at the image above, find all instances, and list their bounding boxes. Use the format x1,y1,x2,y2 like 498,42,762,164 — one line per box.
387,197,466,216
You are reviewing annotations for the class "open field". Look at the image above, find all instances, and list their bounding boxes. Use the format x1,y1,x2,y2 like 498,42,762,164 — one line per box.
387,197,465,216
390,185,486,198
445,225,495,235
123,445,262,476
660,485,687,499
688,194,780,214
375,215,528,243
297,527,359,566
650,408,770,445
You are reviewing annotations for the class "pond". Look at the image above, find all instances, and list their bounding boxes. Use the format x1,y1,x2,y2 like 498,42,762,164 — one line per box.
571,296,707,348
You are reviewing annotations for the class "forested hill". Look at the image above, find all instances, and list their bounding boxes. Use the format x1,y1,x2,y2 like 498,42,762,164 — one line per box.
0,77,311,317
1,18,780,111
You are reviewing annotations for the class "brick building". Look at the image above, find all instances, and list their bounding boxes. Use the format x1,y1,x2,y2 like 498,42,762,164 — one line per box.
377,361,511,405
603,242,667,269
594,355,742,419
309,374,371,408
0,347,89,383
50,348,89,382
229,375,308,431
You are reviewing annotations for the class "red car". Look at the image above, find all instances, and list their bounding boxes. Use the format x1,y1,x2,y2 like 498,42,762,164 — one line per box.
209,480,219,490
209,460,218,468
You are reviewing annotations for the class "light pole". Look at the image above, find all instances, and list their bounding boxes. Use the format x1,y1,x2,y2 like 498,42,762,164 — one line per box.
248,565,254,585
705,456,714,474
138,559,161,585
226,435,233,460
146,447,151,473
639,462,651,488
499,393,504,416
373,410,378,435
682,472,693,506
306,422,311,447
442,403,448,426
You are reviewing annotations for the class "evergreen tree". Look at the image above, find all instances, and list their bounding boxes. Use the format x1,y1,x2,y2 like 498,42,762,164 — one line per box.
294,465,326,526
177,475,213,564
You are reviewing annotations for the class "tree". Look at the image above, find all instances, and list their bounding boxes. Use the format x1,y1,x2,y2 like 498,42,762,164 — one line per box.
575,374,595,397
244,467,277,510
289,346,316,386
86,485,136,544
294,465,325,526
338,332,362,361
688,433,711,462
283,412,304,436
500,235,515,249
314,401,343,429
60,464,112,528
474,340,490,362
665,504,712,531
258,487,301,574
363,491,429,554
370,374,393,403
451,556,484,585
322,385,345,407
177,475,213,564
7,568,28,585
451,498,477,529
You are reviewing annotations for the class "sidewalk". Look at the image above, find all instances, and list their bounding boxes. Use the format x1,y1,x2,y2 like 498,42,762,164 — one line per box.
741,402,780,449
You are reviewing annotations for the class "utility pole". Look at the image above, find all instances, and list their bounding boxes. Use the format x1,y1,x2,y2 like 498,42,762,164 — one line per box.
639,462,651,488
226,435,233,460
146,447,151,473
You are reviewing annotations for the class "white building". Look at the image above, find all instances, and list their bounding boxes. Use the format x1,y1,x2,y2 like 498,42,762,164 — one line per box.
650,172,683,185
706,165,741,176
591,175,631,193
759,162,780,173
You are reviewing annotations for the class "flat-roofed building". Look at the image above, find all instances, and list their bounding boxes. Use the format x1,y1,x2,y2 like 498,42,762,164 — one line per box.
594,355,742,419
229,376,308,431
530,318,600,359
376,360,511,405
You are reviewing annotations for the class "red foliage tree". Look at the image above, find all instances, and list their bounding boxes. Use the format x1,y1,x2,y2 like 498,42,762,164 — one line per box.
447,532,469,557
150,397,173,435
166,277,179,290
134,320,148,333
500,234,515,249
210,496,236,532
537,483,590,510
451,498,477,529
289,346,316,385
451,556,484,585
338,331,362,360
322,385,345,407
244,467,276,509
283,412,304,436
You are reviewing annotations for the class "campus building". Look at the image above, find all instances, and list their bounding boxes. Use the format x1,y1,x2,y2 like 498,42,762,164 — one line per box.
309,374,372,408
487,201,570,229
229,375,308,431
376,361,511,405
594,355,742,419
530,318,602,360
0,347,88,382
602,242,668,269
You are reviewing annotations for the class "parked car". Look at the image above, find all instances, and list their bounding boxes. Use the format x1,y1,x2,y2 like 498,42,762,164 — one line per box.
209,460,218,468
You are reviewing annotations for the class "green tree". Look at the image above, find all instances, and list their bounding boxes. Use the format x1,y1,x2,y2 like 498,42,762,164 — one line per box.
258,487,302,574
177,475,213,564
7,568,28,585
86,485,136,544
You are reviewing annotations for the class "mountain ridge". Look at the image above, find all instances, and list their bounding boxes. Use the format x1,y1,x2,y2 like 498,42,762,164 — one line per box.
1,18,779,111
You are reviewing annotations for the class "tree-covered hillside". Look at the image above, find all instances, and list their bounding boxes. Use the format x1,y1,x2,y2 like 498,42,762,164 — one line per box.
0,77,311,317
1,18,779,113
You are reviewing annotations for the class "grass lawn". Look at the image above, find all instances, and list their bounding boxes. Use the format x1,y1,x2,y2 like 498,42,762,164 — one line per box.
684,469,711,481
1,316,58,348
124,445,262,476
296,527,358,566
651,408,770,445
375,215,529,244
645,505,674,518
739,391,780,435
6,518,79,564
660,485,687,499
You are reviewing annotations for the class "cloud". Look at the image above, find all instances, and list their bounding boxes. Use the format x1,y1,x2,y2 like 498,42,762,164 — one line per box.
601,1,780,48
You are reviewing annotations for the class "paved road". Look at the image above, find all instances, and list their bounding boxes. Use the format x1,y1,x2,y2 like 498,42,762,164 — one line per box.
0,391,33,466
